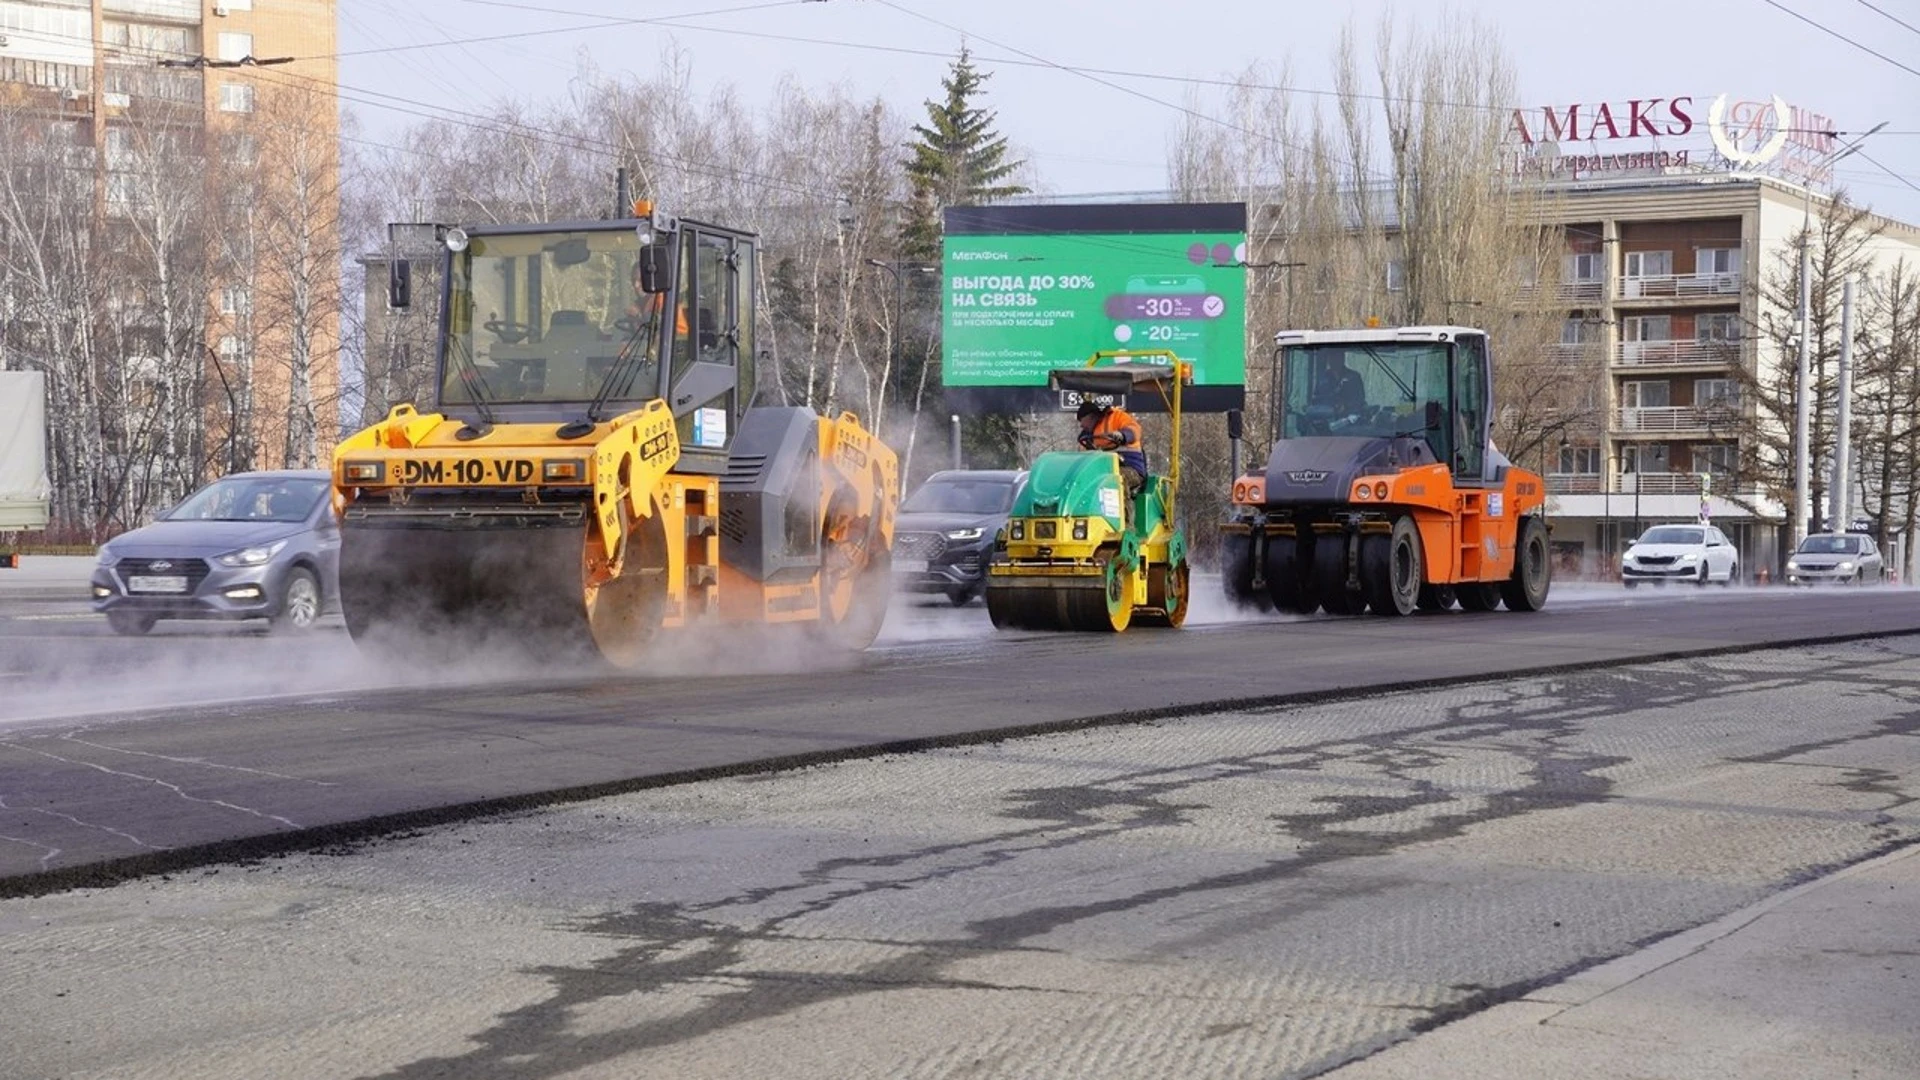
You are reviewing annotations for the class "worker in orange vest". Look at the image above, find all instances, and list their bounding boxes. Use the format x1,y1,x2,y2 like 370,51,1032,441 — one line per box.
1077,400,1147,524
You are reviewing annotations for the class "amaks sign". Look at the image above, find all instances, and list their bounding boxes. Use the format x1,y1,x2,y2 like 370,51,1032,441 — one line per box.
1509,94,1839,181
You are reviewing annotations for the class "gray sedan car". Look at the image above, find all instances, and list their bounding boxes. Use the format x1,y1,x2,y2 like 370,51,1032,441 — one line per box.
90,470,340,635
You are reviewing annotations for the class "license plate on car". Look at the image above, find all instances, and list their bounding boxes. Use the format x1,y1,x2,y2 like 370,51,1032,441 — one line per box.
127,575,188,594
893,558,929,574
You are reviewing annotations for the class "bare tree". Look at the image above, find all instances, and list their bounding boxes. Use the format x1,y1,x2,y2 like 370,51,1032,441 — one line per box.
1726,194,1880,523
1849,259,1920,568
1165,13,1578,559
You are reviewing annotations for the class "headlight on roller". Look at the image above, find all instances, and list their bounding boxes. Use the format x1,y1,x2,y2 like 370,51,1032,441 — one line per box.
1071,518,1088,540
1010,520,1025,540
543,458,586,482
342,461,383,483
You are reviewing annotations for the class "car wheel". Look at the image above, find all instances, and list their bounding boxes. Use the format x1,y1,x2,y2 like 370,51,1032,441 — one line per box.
106,610,157,636
1721,562,1736,586
1622,579,1638,590
1695,564,1708,586
946,585,977,607
272,567,322,633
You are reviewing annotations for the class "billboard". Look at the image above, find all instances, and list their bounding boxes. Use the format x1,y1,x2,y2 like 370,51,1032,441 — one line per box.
942,203,1247,413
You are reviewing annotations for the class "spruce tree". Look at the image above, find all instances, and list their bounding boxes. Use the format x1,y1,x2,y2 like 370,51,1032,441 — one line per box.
899,48,1029,470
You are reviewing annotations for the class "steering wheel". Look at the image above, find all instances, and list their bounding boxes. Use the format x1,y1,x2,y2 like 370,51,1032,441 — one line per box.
483,318,534,344
613,316,645,336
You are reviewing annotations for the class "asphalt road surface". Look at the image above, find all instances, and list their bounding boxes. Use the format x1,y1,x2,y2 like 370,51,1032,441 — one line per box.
3,576,1918,890
5,637,1917,1079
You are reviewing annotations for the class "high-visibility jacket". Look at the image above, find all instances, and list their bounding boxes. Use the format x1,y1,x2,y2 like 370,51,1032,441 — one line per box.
1080,407,1147,475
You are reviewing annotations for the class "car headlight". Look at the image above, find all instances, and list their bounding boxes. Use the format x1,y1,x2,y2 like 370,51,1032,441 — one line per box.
1678,552,1699,563
945,527,984,541
216,539,288,568
1838,560,1855,571
96,546,117,566
1787,558,1801,570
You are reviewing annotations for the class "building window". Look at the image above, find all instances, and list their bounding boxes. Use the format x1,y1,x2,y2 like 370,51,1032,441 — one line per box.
220,285,249,315
1559,444,1601,474
1563,252,1601,282
1695,312,1740,341
217,32,253,62
103,21,194,60
1622,315,1672,343
1696,443,1738,475
1624,250,1673,279
217,334,241,361
220,0,255,9
1385,259,1406,292
1696,247,1742,276
1622,380,1671,409
218,82,254,113
1561,317,1599,345
1621,443,1670,473
1695,378,1738,408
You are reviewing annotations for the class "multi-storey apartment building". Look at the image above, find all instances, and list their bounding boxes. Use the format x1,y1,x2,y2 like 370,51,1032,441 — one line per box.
0,0,339,481
1536,175,1920,579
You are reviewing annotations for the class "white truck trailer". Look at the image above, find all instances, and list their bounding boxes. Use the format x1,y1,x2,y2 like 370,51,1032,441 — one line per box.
0,371,51,566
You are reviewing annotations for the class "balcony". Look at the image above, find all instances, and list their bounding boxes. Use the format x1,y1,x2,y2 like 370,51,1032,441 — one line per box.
1613,405,1737,434
1547,343,1604,364
1521,279,1603,305
1614,339,1740,367
1617,271,1743,300
1548,472,1726,496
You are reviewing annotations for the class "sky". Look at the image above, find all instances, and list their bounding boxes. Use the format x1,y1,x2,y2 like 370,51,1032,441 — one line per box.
329,0,1920,227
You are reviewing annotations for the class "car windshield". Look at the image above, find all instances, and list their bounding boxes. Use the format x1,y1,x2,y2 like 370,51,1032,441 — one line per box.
166,477,326,523
903,478,1016,515
1798,535,1861,554
1637,526,1704,545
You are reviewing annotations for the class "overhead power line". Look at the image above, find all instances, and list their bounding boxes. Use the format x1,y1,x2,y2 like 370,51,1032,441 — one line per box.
1852,0,1920,38
314,0,811,60
1758,0,1920,79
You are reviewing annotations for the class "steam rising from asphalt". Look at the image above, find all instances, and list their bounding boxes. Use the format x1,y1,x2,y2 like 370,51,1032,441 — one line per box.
5,565,1907,729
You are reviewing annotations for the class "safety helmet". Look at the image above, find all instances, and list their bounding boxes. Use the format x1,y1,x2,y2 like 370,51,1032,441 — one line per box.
1076,401,1105,420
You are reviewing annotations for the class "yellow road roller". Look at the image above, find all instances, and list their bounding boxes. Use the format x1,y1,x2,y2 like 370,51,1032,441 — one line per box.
332,206,898,666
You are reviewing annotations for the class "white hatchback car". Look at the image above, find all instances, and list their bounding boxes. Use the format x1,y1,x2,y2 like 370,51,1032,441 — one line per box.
1621,523,1739,586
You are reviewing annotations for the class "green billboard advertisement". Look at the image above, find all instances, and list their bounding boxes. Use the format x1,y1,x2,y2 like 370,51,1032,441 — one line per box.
942,203,1246,413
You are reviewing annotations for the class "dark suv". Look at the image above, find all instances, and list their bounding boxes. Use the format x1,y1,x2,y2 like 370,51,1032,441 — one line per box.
892,469,1026,605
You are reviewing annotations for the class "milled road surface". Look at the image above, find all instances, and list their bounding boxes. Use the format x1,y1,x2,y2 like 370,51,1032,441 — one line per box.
5,639,1917,1079
3,585,1919,889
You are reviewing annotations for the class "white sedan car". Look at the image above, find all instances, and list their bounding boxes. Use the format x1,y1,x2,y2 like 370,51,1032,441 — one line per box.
1786,533,1886,585
1621,524,1739,586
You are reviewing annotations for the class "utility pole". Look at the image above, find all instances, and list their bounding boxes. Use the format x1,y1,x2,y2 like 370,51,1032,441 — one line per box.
1831,277,1856,533
1794,238,1811,545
